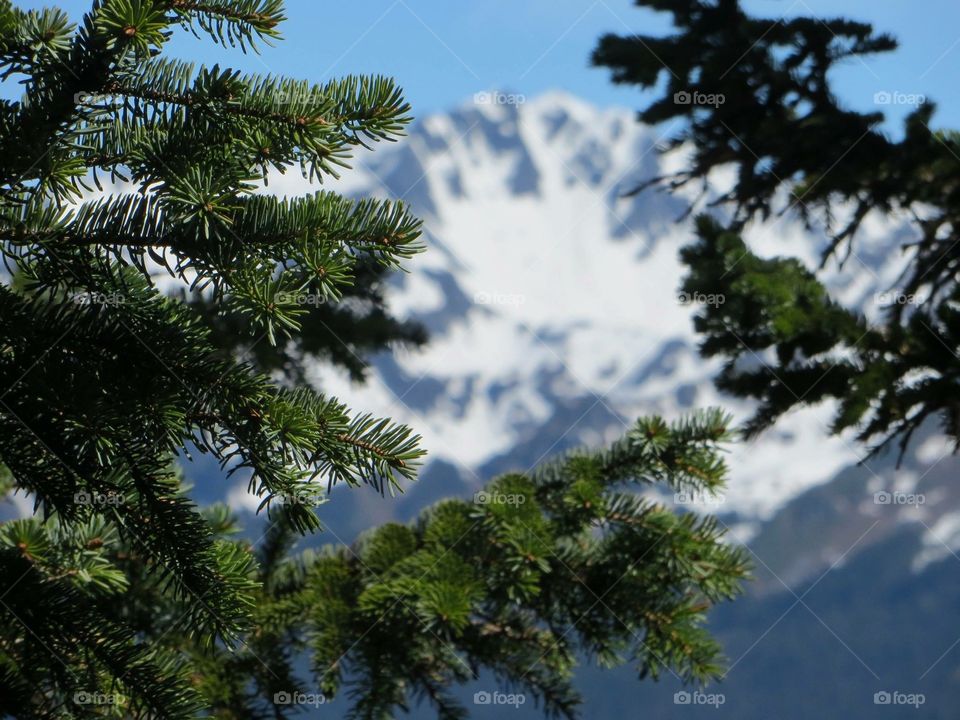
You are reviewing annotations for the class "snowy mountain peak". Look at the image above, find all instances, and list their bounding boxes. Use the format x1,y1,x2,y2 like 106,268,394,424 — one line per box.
269,92,927,522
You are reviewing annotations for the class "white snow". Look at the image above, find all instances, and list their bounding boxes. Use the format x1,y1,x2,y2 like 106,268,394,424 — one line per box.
913,511,960,572
291,91,914,521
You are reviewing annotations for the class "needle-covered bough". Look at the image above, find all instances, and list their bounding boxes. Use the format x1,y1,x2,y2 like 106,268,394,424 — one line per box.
0,2,747,718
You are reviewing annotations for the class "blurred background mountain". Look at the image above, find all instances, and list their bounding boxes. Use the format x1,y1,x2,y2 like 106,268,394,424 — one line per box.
305,94,960,718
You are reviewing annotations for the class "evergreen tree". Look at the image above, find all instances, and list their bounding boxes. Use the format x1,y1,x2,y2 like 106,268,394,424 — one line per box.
187,256,428,387
0,0,424,713
0,1,747,717
0,411,747,719
594,0,960,459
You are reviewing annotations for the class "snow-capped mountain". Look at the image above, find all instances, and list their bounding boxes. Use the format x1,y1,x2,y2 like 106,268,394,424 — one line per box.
258,90,941,525
206,93,960,720
254,91,960,719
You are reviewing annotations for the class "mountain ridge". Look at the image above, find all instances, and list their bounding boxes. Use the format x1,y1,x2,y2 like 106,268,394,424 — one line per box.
259,90,925,523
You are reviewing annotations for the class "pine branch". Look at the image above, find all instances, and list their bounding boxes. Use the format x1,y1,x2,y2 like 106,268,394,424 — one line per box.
278,414,748,718
167,0,284,51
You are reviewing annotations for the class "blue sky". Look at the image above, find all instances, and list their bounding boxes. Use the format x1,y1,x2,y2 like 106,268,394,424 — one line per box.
18,0,960,130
